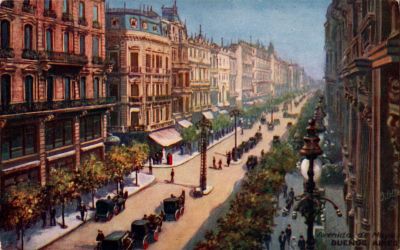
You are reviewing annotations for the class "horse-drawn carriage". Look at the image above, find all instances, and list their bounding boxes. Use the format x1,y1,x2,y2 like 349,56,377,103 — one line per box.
162,191,185,221
246,155,258,170
95,196,125,222
100,231,133,250
260,115,267,124
267,122,274,131
130,215,162,249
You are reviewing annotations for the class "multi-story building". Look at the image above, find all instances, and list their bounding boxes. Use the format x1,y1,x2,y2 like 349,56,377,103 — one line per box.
161,2,191,121
252,43,272,101
228,48,238,106
210,44,219,107
106,6,174,133
217,46,230,107
188,28,211,121
0,0,113,195
325,0,400,248
234,41,253,104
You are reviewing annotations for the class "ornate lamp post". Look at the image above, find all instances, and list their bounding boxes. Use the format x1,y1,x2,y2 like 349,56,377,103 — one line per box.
197,116,212,192
293,119,342,250
229,108,242,161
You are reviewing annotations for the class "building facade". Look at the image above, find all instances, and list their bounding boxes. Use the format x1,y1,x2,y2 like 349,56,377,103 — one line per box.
0,0,113,195
252,44,272,101
325,0,400,248
217,47,230,107
228,48,238,106
188,30,211,117
106,7,173,133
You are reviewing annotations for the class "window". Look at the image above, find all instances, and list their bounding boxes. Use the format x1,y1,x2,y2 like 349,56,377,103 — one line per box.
63,0,69,13
1,125,37,160
24,25,32,50
45,119,72,150
93,5,98,22
142,22,148,30
79,34,85,55
80,115,101,141
1,20,10,49
64,77,70,100
130,18,137,28
46,29,53,51
109,52,119,70
1,74,11,108
130,52,138,72
25,76,33,104
79,2,84,18
93,77,99,98
80,77,86,99
92,37,99,57
47,76,53,101
44,0,51,10
63,32,69,52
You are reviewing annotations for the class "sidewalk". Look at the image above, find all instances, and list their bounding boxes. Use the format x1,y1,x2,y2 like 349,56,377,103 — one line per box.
151,128,237,168
0,172,156,250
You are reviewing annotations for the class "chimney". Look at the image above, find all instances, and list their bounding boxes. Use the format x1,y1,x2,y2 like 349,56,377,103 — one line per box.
221,37,224,47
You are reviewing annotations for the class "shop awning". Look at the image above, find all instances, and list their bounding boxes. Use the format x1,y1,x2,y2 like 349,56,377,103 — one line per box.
130,107,140,112
149,128,182,147
177,119,193,128
202,111,214,120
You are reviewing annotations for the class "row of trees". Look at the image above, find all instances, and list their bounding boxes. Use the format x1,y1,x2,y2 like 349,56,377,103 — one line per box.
195,142,298,250
0,143,149,249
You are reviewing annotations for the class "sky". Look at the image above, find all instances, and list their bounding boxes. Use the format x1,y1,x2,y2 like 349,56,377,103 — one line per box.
107,0,331,79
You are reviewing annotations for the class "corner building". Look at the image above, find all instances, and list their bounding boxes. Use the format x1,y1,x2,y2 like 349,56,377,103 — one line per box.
0,0,113,195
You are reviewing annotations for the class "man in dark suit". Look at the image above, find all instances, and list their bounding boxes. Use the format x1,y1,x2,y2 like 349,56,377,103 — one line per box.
278,231,286,250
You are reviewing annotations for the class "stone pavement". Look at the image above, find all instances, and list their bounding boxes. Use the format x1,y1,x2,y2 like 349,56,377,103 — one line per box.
0,173,155,250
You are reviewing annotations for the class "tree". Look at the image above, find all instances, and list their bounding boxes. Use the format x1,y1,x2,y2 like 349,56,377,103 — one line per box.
46,167,77,228
105,146,132,193
128,142,150,186
181,126,199,154
0,183,41,250
74,154,108,209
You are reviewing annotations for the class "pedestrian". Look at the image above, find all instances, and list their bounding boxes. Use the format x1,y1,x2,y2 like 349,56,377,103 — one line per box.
241,127,244,135
50,207,56,226
119,181,125,193
285,224,292,246
282,183,288,198
259,125,261,131
123,191,128,200
170,168,175,183
79,202,87,222
76,195,82,211
96,229,105,242
286,196,294,211
261,149,265,157
298,235,306,250
41,209,47,228
264,233,271,250
290,236,297,250
278,231,286,250
213,156,216,168
149,162,153,174
289,187,295,200
218,159,223,169
227,153,231,167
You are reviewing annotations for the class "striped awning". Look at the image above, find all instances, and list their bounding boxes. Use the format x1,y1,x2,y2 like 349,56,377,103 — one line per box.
149,128,182,147
177,119,193,128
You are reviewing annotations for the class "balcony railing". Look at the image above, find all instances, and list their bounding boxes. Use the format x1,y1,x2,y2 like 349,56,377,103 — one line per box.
0,48,14,58
149,120,174,130
154,95,172,102
129,125,146,132
22,2,35,13
92,56,104,65
40,51,88,65
43,9,57,18
0,97,116,115
92,21,101,29
78,17,88,26
62,12,73,22
22,49,39,60
129,96,142,103
0,0,14,9
129,66,141,73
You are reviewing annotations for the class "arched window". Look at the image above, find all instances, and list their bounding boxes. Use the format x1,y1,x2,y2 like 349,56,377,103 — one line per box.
1,74,11,108
93,77,99,99
47,76,53,101
1,20,10,49
46,29,53,51
25,76,34,104
64,77,71,100
24,25,33,50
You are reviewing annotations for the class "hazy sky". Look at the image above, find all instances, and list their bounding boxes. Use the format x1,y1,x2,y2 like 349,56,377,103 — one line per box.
107,0,331,79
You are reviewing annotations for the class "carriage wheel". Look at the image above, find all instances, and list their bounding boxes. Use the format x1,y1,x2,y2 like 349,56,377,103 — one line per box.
107,212,113,221
180,207,185,216
153,230,159,241
114,206,120,215
174,210,180,221
143,235,149,249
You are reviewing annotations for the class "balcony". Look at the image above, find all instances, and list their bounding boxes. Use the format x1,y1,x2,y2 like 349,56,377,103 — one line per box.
0,0,14,9
0,48,14,59
43,9,57,18
62,12,73,22
92,56,104,65
129,96,142,103
154,95,172,102
22,49,39,60
129,66,142,74
149,120,174,131
40,51,88,65
22,3,35,13
78,17,88,26
92,21,101,29
0,97,116,115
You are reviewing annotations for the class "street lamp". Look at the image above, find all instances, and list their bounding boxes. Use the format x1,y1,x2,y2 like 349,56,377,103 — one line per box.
197,116,212,192
292,119,342,250
229,108,242,161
